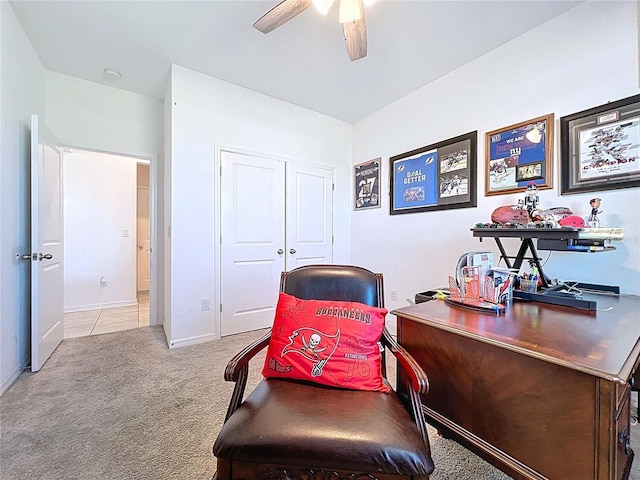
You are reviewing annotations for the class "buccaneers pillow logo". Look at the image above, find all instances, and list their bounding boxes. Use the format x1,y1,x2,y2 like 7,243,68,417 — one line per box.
282,328,340,377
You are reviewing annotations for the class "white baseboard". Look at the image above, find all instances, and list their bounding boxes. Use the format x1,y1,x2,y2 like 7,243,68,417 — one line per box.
168,332,218,349
64,299,138,313
0,360,28,397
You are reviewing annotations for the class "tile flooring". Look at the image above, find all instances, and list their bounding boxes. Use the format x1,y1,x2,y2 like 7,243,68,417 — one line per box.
63,292,150,339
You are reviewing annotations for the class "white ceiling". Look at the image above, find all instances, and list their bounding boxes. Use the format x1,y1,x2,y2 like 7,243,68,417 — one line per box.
10,0,582,123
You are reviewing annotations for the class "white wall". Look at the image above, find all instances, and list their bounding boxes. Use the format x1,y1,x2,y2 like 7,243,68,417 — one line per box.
352,1,640,320
0,1,46,394
63,150,137,311
45,72,164,321
167,65,353,347
45,72,163,156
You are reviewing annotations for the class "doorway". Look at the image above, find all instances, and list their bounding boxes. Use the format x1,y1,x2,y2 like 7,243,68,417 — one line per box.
219,150,334,337
62,148,154,338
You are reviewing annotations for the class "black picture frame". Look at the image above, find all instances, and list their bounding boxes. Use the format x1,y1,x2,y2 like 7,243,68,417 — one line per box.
560,94,640,195
389,131,477,215
354,158,381,210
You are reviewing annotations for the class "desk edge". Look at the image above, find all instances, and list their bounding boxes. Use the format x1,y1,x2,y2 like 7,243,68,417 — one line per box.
393,308,631,384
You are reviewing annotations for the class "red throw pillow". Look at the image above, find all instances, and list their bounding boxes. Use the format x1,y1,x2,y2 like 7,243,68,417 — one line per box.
262,292,390,393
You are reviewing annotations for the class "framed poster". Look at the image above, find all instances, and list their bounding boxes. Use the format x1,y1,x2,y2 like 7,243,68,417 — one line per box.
389,131,477,215
354,158,381,210
485,113,554,196
560,94,640,195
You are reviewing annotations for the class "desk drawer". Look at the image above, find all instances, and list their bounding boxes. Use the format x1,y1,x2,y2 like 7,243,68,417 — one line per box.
615,392,634,480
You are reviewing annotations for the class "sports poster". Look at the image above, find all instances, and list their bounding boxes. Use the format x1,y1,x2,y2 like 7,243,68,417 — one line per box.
389,132,477,215
485,115,553,195
488,122,547,189
578,118,639,181
391,151,438,210
354,158,381,210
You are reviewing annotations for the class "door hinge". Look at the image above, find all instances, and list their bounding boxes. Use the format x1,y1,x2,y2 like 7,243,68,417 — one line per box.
220,303,222,313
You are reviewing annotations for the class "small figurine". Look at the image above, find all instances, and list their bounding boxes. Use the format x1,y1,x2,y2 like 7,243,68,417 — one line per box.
523,182,539,217
587,197,602,227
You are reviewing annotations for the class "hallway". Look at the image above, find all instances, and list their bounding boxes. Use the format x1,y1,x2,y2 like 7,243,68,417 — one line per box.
63,292,150,338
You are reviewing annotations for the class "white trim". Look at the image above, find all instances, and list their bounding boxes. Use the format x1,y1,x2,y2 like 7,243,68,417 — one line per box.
64,300,138,313
213,142,222,341
0,363,26,397
168,332,218,349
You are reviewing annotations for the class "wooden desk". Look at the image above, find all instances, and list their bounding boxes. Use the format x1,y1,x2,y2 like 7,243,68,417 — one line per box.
393,294,640,480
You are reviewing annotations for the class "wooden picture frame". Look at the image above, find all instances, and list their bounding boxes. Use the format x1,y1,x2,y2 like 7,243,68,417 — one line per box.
389,131,477,215
485,113,554,196
560,94,640,195
354,158,381,210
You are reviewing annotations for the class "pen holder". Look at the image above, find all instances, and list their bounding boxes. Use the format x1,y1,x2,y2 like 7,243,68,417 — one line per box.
520,278,537,293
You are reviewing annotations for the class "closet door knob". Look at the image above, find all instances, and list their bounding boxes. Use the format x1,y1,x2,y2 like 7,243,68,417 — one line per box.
289,249,296,254
277,249,284,255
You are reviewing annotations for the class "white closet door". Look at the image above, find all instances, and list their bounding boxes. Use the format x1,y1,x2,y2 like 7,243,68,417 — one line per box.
220,153,334,336
286,161,334,269
220,151,286,336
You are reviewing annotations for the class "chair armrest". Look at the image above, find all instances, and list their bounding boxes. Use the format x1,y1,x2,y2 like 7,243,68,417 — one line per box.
224,331,271,382
381,328,430,396
223,330,271,422
381,328,431,450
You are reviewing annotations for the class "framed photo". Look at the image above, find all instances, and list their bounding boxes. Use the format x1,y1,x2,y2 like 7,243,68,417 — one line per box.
560,94,640,195
354,158,381,210
389,131,477,215
485,113,554,196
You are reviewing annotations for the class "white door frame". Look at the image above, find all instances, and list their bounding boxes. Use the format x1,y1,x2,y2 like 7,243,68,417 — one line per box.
62,145,159,326
214,144,336,340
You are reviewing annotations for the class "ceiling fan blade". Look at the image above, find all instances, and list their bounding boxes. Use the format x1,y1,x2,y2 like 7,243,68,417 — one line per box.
253,0,313,34
342,10,367,61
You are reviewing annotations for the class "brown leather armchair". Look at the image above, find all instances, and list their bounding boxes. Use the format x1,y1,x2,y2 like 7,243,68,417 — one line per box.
213,264,434,480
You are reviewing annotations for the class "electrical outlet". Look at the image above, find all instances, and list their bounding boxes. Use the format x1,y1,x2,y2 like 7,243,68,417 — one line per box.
390,289,397,301
201,298,211,311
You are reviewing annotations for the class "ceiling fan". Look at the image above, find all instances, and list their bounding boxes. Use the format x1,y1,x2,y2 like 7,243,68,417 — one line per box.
253,0,368,61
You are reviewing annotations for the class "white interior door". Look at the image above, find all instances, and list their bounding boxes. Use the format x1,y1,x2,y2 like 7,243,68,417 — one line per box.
137,186,150,292
30,114,64,372
286,162,334,268
220,151,286,336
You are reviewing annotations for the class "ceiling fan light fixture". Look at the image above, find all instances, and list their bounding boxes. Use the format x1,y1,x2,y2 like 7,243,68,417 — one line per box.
339,0,362,23
312,0,335,15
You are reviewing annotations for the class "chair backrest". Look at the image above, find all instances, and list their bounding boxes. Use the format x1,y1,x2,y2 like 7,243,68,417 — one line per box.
279,264,384,308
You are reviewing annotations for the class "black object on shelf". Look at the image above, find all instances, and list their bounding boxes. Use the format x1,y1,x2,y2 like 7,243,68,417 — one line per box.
537,238,615,253
415,289,449,304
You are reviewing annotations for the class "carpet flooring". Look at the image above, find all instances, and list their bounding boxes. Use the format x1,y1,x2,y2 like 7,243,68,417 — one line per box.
0,326,638,480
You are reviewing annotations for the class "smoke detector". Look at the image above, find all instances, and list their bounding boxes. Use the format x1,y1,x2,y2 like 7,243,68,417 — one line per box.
103,68,122,80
